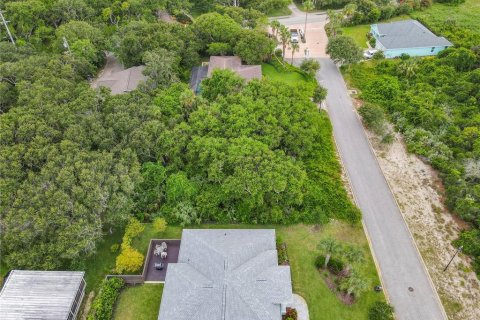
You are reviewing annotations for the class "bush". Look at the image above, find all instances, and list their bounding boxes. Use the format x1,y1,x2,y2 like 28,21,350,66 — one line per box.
372,51,385,60
358,104,387,135
123,218,144,245
368,301,394,320
300,58,320,77
283,307,298,320
88,278,125,320
369,37,376,48
115,245,144,274
153,217,167,233
314,255,345,274
110,244,120,253
274,48,283,58
277,241,289,265
313,85,328,103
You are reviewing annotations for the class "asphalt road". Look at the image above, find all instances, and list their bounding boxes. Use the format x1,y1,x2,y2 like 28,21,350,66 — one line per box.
316,59,446,320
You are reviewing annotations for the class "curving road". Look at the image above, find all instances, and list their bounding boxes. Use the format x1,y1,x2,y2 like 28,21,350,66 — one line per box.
317,59,446,320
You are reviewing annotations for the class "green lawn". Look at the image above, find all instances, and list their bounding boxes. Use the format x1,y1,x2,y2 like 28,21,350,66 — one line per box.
113,284,164,320
83,228,123,293
411,0,480,32
341,15,410,49
261,62,310,86
268,6,292,17
125,222,385,320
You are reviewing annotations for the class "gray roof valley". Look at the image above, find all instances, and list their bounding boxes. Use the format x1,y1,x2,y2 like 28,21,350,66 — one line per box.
158,229,292,320
373,19,452,49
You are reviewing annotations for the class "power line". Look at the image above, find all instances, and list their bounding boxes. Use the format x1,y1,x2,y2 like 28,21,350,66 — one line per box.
0,9,16,46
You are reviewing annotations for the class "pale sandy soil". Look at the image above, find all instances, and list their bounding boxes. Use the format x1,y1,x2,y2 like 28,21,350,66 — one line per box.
360,120,480,319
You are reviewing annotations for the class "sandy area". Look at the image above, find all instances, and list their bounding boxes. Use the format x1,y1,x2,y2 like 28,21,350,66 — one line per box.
356,111,480,319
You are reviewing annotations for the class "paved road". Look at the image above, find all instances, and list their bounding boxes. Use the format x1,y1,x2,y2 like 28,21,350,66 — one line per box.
316,59,446,320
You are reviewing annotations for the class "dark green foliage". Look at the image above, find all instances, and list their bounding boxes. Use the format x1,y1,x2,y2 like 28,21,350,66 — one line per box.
453,230,480,276
88,278,125,320
313,85,328,103
358,104,387,135
315,255,345,274
234,30,276,64
300,59,321,77
327,36,363,65
368,301,395,320
436,0,465,4
347,46,480,277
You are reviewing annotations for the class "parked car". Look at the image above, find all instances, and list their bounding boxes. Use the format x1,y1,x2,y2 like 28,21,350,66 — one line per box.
290,29,299,43
363,49,379,59
154,262,165,270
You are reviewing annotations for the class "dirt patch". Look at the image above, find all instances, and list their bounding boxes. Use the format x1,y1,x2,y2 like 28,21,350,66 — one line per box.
80,291,95,320
320,269,356,305
364,129,480,319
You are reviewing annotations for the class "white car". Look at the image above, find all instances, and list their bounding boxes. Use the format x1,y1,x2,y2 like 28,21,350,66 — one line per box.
290,29,299,43
363,49,379,59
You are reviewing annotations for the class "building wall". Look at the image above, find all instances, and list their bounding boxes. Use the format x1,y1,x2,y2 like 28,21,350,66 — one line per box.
383,46,450,58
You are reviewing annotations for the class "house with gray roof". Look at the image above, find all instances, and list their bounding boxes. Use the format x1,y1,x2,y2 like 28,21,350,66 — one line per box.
0,270,85,320
189,56,262,93
370,19,453,58
158,229,292,320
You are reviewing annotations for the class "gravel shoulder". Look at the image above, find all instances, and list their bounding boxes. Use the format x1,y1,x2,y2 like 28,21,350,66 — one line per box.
361,121,480,319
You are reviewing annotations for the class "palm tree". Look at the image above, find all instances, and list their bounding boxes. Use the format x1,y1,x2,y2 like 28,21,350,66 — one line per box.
290,42,300,64
317,237,342,269
279,25,290,60
398,58,419,79
270,19,281,39
340,270,369,297
343,3,357,21
303,0,314,40
343,245,364,273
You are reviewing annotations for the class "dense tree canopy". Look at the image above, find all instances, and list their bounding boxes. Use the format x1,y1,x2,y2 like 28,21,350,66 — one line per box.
0,0,358,271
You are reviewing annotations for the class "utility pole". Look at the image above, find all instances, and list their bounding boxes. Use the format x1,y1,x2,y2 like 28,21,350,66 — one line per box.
443,246,462,272
0,9,15,46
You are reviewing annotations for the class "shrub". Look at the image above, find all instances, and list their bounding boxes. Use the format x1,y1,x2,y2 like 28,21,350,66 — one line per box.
314,255,345,274
328,257,345,275
300,58,321,77
115,245,144,274
368,301,394,320
153,217,167,233
123,218,144,245
277,241,289,265
369,37,376,48
358,104,387,135
313,85,328,103
274,48,283,58
399,53,410,60
283,307,298,320
88,278,125,320
110,244,120,253
372,51,385,60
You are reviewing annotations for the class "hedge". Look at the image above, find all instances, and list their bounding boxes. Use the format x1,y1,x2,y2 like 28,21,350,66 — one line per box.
88,278,125,320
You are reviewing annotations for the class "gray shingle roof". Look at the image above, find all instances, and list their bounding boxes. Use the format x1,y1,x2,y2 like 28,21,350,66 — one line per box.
374,19,452,49
158,229,292,320
0,270,85,320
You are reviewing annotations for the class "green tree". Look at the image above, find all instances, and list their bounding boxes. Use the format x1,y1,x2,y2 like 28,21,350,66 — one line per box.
201,69,245,101
207,42,232,56
313,85,328,103
343,244,365,272
300,58,321,77
270,19,281,38
142,48,180,91
327,35,363,65
235,30,276,65
317,237,342,269
340,270,370,297
279,25,291,60
290,42,300,64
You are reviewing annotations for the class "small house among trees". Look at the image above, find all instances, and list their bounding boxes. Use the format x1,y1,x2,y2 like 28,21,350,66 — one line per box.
0,270,86,320
370,20,453,58
190,56,262,93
